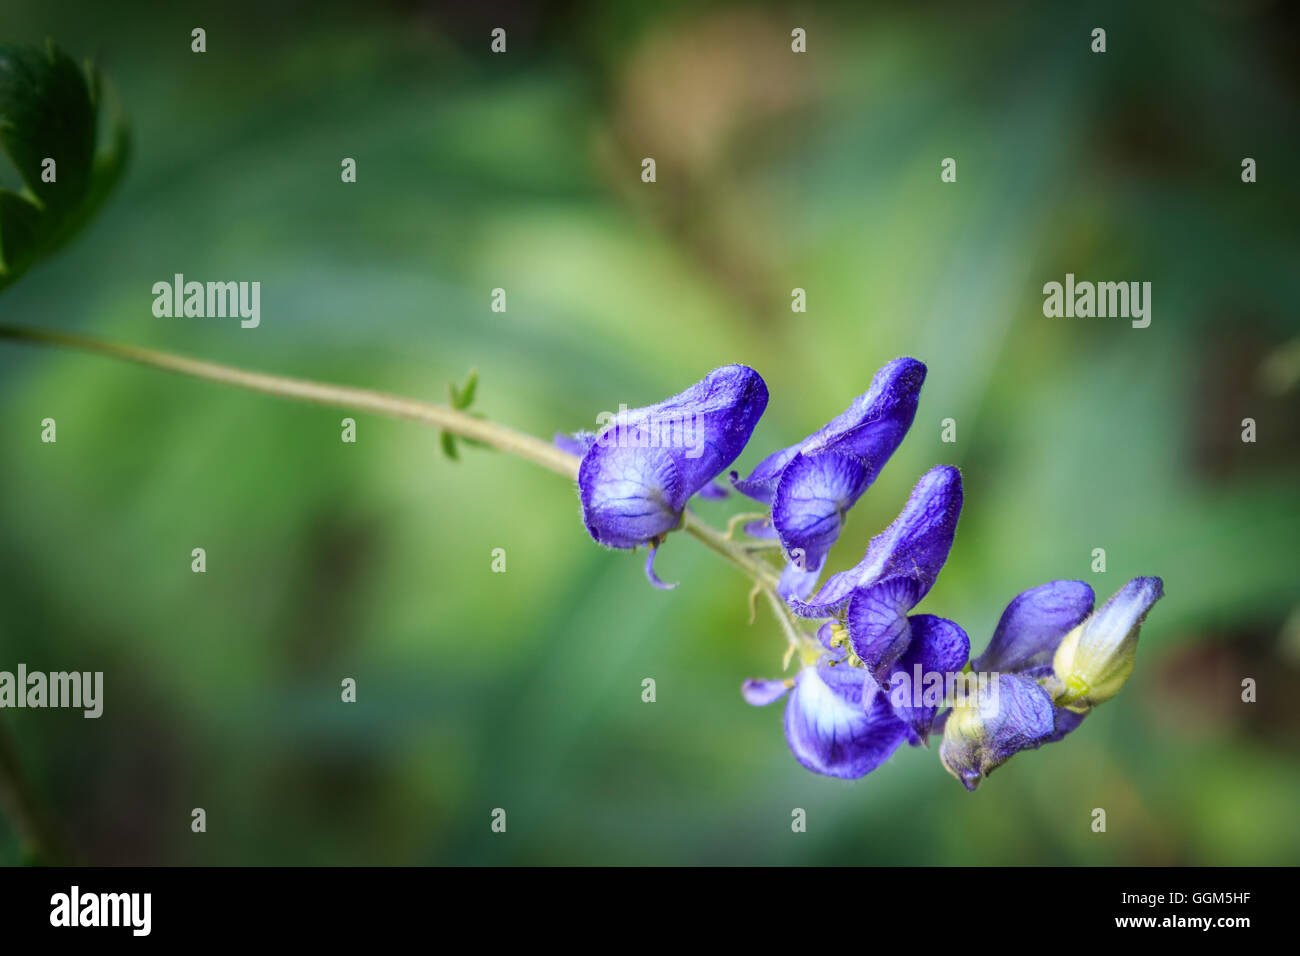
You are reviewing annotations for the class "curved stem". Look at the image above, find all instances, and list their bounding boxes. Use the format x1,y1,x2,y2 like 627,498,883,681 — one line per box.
723,511,769,539
0,325,810,606
0,325,820,639
680,511,781,590
0,325,580,480
677,516,818,663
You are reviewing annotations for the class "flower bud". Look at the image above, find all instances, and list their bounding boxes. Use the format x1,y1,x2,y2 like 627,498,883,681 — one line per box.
1051,577,1163,711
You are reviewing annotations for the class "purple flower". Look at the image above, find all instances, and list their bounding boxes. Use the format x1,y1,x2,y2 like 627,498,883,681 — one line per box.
745,467,966,772
937,580,1096,790
938,672,1059,792
788,465,963,621
743,634,909,779
939,577,1164,791
731,358,925,580
568,366,768,550
877,613,971,743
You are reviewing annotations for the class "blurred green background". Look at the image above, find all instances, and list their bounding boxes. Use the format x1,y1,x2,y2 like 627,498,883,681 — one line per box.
1,0,1298,865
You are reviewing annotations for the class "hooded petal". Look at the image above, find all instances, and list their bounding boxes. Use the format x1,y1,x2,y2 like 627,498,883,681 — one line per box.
577,366,768,548
972,580,1095,674
730,358,924,506
770,451,869,572
845,576,922,681
804,357,925,464
884,614,971,741
578,429,683,548
790,465,963,618
783,657,909,778
615,364,768,496
1051,576,1164,710
939,672,1055,791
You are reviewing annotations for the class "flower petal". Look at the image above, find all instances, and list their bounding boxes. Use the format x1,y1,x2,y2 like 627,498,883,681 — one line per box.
1016,666,1088,742
884,614,971,741
939,672,1055,791
777,556,823,601
845,576,922,681
972,580,1095,674
804,357,925,465
770,450,869,572
1051,576,1164,709
578,428,683,548
783,658,909,778
790,465,963,618
1045,706,1087,743
696,480,730,500
643,543,677,590
742,677,792,707
553,431,596,457
730,445,800,504
731,357,924,505
617,364,768,497
578,366,768,548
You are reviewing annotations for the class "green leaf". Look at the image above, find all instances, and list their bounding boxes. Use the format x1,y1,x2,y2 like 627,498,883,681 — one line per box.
455,368,478,410
0,40,130,293
440,431,459,460
448,367,479,410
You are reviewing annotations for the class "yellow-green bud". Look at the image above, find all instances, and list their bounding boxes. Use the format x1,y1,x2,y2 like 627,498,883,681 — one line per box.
1051,576,1163,711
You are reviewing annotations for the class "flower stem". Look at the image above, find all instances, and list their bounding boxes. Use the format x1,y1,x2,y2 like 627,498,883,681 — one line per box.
680,512,780,590
676,515,818,659
0,328,794,595
0,323,803,606
723,511,769,539
0,324,580,480
0,325,807,605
